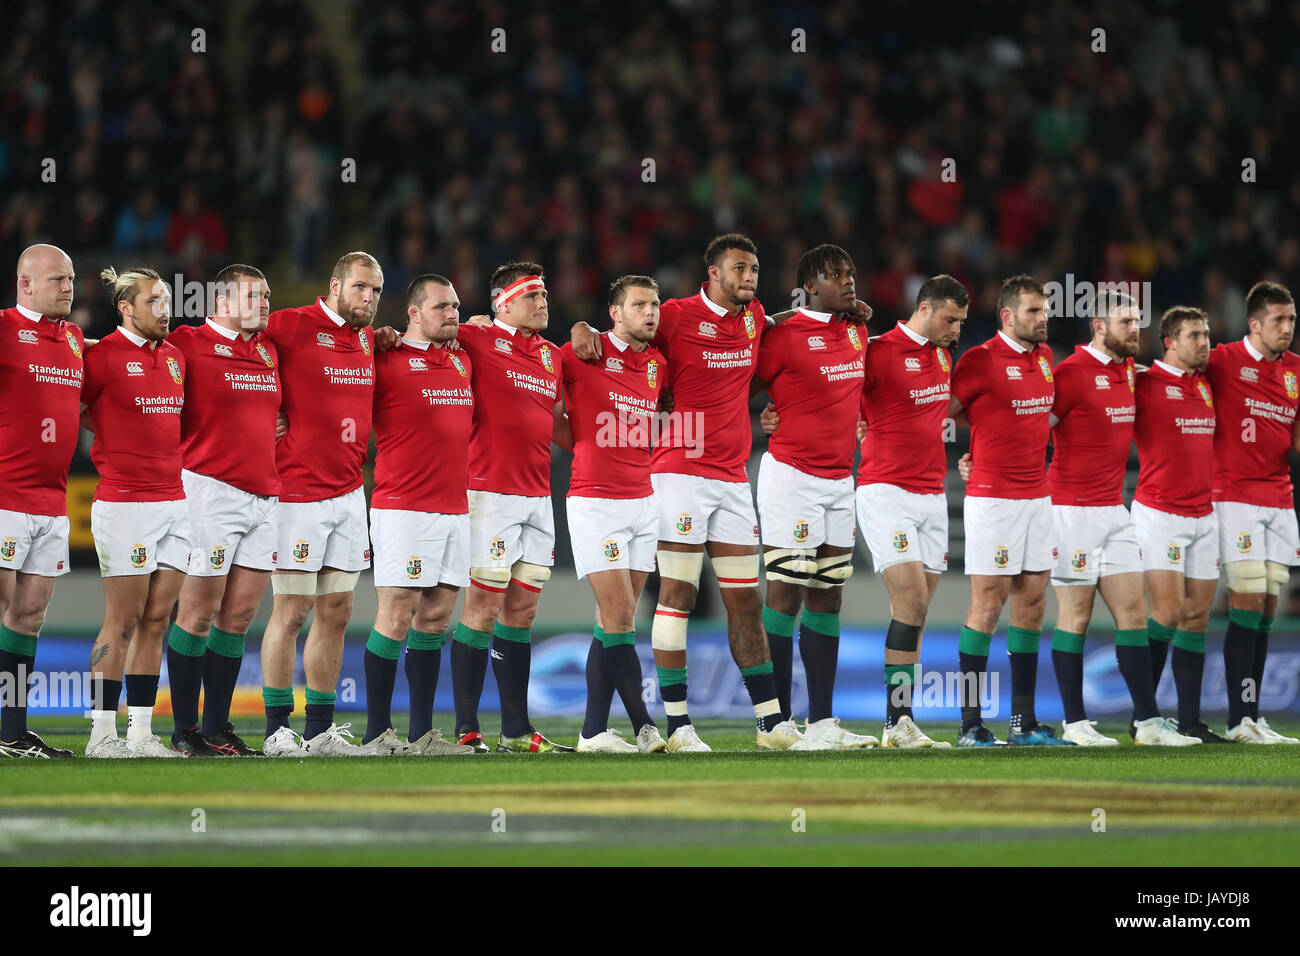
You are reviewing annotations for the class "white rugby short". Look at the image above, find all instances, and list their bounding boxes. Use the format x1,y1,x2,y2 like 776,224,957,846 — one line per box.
1050,503,1144,585
467,490,555,571
183,470,277,576
0,509,70,577
857,482,948,573
756,453,854,550
567,495,657,580
369,507,469,588
1213,500,1300,567
963,495,1054,576
650,472,758,546
1131,501,1220,580
91,498,190,577
276,485,370,573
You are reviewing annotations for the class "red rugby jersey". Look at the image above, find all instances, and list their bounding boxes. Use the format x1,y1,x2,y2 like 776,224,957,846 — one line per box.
650,287,764,482
81,328,185,502
264,299,374,503
1208,338,1300,508
168,319,281,497
1048,345,1136,506
458,320,562,497
1134,360,1216,517
371,339,474,514
0,306,84,516
561,332,665,498
950,331,1055,499
755,310,865,479
858,322,952,494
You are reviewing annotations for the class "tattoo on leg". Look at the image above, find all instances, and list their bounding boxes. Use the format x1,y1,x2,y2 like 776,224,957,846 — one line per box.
728,626,770,669
89,643,109,668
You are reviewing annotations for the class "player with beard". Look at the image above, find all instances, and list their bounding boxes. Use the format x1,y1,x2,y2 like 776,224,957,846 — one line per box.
165,264,281,756
949,275,1069,746
360,275,474,755
81,267,187,758
0,245,81,758
260,252,380,756
1043,293,1199,746
560,275,668,754
571,235,811,751
1132,307,1227,742
1207,281,1300,743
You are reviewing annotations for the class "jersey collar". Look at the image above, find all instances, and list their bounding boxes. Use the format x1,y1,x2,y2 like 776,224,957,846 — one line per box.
698,286,732,318
492,317,520,337
798,308,833,323
996,330,1030,354
318,298,346,328
897,321,928,346
116,326,149,348
205,317,240,341
14,303,43,322
606,330,632,352
1153,358,1186,377
1082,343,1118,365
401,336,432,351
1243,335,1265,362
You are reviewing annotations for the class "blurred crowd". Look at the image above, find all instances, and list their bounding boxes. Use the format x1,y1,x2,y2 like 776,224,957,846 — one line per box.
4,0,1300,355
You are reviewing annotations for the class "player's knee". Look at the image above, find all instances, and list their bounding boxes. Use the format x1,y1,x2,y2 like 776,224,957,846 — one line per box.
893,590,928,625
1266,561,1289,597
712,553,760,592
657,549,704,592
807,553,853,591
1226,559,1267,595
763,548,817,586
510,561,550,592
656,576,697,613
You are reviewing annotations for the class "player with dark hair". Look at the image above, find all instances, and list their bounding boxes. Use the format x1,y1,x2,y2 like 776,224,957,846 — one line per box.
561,275,668,753
752,245,875,749
450,261,573,753
1044,291,1199,745
571,235,805,751
949,275,1070,746
166,263,280,757
0,245,81,758
259,252,381,756
1132,306,1227,742
359,275,474,755
82,267,188,758
1207,281,1300,743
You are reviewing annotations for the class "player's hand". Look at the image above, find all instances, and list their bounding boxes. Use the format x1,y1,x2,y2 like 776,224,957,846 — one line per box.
276,412,288,440
465,314,493,328
571,321,602,361
841,299,872,325
957,452,972,481
373,326,400,352
760,402,780,435
856,418,867,442
659,386,675,415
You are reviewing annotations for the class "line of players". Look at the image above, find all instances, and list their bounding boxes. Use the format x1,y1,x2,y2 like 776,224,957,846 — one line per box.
1,236,1296,758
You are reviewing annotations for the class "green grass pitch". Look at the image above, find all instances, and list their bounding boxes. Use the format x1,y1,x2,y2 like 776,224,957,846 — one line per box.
2,716,1297,866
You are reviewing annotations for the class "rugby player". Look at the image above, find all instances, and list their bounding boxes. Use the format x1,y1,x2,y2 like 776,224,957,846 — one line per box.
260,252,380,756
1207,281,1300,743
856,275,967,747
572,235,806,751
1044,293,1198,745
361,275,474,755
1132,306,1227,742
751,245,876,749
450,261,573,753
559,275,668,754
81,267,187,758
166,264,281,756
949,275,1070,746
0,245,81,758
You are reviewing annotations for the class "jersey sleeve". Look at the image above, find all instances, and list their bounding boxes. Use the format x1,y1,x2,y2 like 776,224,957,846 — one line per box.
80,344,105,407
559,342,577,387
754,325,784,385
263,308,298,350
1051,361,1080,419
950,346,987,408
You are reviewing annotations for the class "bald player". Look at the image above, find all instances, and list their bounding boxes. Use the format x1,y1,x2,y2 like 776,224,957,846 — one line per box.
0,246,81,758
